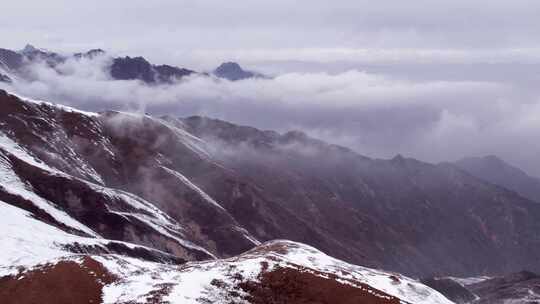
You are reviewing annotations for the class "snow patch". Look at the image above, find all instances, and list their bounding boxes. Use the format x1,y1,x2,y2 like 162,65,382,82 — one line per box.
6,91,99,117
0,152,99,237
161,166,226,211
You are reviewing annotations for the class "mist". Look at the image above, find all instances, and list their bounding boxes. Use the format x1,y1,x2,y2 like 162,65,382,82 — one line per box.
2,54,539,177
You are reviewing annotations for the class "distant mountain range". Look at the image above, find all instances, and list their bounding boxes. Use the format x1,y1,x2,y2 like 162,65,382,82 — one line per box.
0,44,265,84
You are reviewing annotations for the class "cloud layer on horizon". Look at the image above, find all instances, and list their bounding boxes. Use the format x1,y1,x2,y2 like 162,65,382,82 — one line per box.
2,56,539,177
3,0,540,71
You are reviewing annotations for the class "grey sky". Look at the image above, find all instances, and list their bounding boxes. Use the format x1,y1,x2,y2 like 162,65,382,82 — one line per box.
3,0,540,69
2,0,540,176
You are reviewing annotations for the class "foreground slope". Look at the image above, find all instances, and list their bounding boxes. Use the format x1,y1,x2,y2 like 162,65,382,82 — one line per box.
0,199,452,304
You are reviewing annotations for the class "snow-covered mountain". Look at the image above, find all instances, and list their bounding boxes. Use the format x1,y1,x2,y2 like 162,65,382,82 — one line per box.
0,90,455,302
1,90,540,303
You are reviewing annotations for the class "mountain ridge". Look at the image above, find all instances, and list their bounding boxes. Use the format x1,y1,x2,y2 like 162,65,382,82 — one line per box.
0,44,263,84
453,155,540,203
2,90,539,277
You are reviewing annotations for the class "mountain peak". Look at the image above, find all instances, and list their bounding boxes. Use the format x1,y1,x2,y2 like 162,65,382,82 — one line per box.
392,154,406,161
217,61,242,70
21,44,38,53
21,44,49,55
214,61,260,81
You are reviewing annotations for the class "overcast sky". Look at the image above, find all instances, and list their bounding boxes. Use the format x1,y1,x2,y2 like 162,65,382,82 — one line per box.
4,0,540,69
2,0,540,176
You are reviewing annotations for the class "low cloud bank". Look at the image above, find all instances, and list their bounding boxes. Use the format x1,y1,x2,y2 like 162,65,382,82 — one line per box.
2,55,539,176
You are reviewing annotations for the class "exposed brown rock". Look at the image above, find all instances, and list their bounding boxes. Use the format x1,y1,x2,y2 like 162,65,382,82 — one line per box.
239,266,401,304
0,257,116,304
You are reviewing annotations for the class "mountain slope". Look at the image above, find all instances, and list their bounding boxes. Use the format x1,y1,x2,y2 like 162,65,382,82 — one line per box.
454,155,540,203
182,116,540,277
0,90,259,260
1,90,540,279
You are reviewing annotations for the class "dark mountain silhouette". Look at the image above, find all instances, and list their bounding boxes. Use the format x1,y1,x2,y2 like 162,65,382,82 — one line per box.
0,45,197,84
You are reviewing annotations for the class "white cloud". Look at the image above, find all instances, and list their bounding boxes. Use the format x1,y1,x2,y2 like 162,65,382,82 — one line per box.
3,57,540,177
